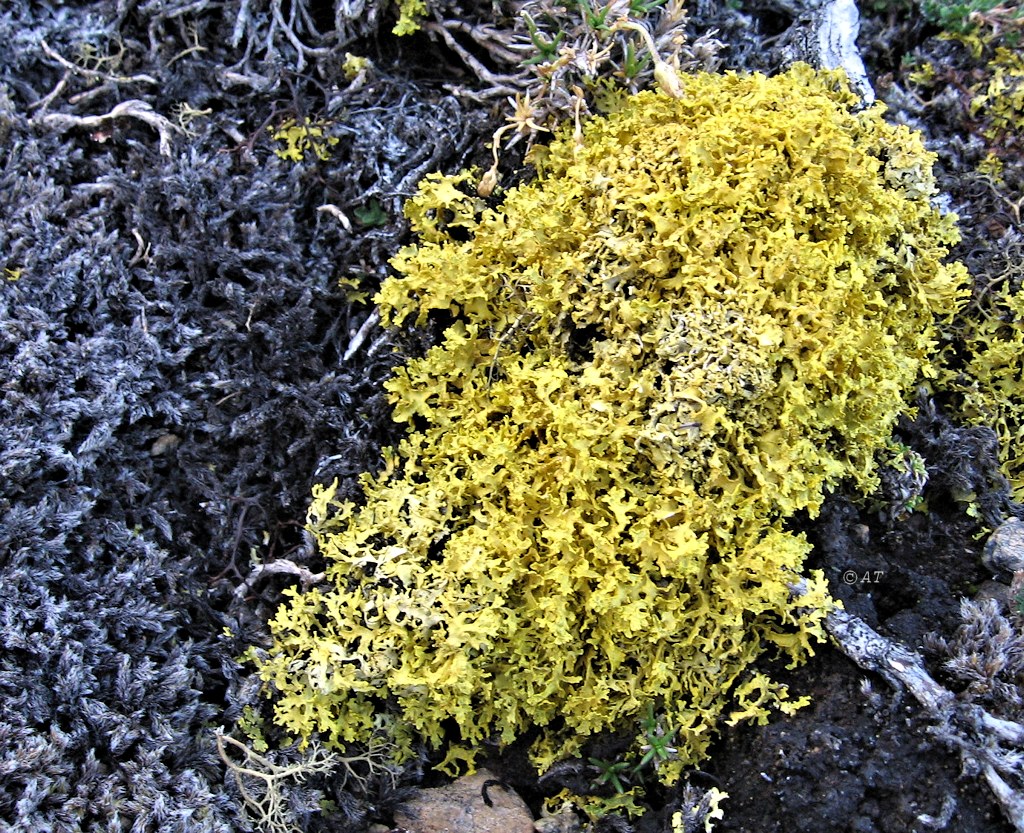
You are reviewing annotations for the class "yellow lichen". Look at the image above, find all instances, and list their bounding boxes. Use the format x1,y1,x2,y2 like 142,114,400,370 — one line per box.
392,0,427,35
977,151,1006,185
251,65,969,778
672,786,728,833
268,117,338,163
969,46,1024,145
952,278,1024,500
342,53,370,81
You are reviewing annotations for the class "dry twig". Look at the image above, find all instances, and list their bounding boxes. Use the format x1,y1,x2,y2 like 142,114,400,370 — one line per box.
343,309,382,362
233,558,325,602
35,99,183,156
825,605,1024,832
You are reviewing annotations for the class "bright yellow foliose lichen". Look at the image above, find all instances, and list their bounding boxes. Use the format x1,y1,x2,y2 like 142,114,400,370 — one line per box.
969,46,1024,145
951,278,1024,501
252,65,969,778
268,117,338,162
342,53,370,81
392,0,427,35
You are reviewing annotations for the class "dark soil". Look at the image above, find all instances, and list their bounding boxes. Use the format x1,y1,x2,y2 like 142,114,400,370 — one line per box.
712,494,1013,833
0,0,1021,832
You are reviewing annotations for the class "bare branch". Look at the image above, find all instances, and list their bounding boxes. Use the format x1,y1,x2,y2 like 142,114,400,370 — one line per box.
825,606,1024,833
39,39,158,86
233,558,325,602
424,22,527,94
343,309,382,362
36,99,183,156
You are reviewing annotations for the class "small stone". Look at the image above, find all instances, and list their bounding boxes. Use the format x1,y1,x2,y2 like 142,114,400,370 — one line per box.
150,433,180,456
393,768,535,833
973,579,1013,610
982,517,1024,578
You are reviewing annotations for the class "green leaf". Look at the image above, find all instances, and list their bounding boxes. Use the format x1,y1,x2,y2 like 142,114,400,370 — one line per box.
354,198,389,227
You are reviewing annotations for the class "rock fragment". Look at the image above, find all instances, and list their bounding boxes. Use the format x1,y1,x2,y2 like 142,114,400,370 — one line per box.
393,769,535,833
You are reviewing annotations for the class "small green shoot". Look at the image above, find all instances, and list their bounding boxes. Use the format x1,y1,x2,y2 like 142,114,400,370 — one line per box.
522,12,565,64
589,757,633,794
628,0,669,14
588,706,679,796
635,703,678,773
621,41,651,80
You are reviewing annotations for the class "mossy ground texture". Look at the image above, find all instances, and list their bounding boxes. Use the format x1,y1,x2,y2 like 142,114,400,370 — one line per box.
253,65,969,780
